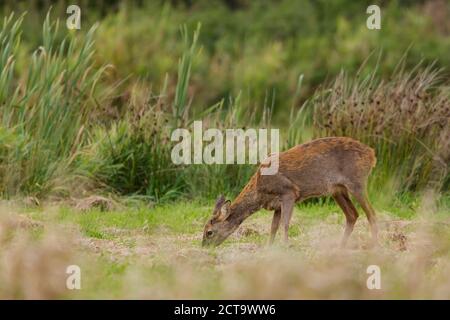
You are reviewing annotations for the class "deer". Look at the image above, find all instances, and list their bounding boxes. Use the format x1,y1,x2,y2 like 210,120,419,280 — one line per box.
202,137,378,248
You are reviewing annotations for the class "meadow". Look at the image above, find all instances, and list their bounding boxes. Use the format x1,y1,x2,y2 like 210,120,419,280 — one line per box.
0,0,449,299
1,195,450,299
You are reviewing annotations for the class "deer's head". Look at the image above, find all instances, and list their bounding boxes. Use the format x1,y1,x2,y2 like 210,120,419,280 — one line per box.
202,195,236,247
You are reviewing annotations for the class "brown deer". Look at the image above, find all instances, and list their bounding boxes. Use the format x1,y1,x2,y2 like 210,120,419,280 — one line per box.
202,137,378,247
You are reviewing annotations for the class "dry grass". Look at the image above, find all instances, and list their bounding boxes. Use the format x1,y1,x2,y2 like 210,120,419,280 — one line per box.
126,218,450,299
73,195,120,212
0,211,74,299
1,198,449,299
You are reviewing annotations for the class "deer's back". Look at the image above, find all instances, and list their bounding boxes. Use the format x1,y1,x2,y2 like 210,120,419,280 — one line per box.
257,137,376,200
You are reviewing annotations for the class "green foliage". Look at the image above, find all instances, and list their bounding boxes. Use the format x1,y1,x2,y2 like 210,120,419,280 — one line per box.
0,2,448,203
81,108,184,202
173,23,201,125
0,13,106,197
88,0,450,119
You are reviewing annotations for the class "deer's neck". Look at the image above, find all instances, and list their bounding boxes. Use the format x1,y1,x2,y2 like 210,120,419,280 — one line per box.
227,179,261,226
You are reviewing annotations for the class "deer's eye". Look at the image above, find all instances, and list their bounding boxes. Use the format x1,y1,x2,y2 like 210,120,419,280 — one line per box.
206,230,214,237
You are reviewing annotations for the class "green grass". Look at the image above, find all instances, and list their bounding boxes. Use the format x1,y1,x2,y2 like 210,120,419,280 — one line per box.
53,194,436,242
55,201,211,239
0,13,108,197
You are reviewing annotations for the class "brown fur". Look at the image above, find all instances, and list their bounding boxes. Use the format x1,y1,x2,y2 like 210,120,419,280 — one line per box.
202,137,378,247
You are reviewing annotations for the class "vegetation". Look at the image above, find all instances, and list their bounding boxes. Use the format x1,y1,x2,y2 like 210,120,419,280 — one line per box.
0,6,448,200
0,14,107,197
312,63,450,194
1,197,450,299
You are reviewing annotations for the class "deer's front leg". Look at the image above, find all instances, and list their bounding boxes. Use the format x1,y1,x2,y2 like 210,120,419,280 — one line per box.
269,208,281,244
281,193,296,243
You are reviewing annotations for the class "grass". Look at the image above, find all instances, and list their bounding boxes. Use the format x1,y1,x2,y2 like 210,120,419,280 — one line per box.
56,201,210,236
309,61,450,193
0,13,108,197
1,194,449,299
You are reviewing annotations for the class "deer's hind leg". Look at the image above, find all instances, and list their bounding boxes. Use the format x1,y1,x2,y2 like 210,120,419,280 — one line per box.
348,184,378,247
269,208,281,244
333,190,359,248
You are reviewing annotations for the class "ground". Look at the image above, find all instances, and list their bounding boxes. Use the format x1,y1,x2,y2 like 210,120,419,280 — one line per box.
0,197,449,299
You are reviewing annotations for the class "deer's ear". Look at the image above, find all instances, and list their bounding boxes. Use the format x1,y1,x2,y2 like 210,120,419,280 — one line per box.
217,200,231,221
214,195,226,211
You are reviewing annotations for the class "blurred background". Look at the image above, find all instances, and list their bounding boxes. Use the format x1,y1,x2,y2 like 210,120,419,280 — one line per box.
0,0,448,203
